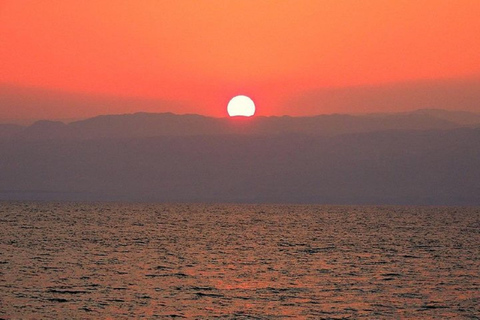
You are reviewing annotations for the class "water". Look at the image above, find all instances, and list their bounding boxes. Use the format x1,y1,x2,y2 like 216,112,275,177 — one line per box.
1,202,479,319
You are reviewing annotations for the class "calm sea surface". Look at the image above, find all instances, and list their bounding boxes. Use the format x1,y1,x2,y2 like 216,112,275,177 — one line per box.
1,202,479,319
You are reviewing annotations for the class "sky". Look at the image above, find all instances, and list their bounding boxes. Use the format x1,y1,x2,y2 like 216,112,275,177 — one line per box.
1,0,480,120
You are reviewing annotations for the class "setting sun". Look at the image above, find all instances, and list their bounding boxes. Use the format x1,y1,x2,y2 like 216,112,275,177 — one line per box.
227,95,256,117
1,1,480,318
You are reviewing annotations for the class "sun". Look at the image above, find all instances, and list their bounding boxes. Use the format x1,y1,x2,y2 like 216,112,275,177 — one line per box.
227,95,255,117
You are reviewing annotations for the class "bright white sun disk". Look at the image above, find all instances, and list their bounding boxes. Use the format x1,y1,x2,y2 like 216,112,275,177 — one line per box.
227,95,255,117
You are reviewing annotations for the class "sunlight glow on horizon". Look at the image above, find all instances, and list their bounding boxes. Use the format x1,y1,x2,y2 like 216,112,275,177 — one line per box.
1,1,480,120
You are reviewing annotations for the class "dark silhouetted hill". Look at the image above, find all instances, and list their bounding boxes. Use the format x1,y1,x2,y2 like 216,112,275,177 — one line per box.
410,108,480,126
2,109,479,140
0,124,23,139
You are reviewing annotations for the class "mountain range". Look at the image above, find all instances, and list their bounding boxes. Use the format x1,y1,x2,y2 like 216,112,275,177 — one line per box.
1,109,479,205
1,108,480,140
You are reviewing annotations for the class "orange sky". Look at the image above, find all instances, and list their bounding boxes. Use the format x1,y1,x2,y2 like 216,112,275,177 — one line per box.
1,0,480,118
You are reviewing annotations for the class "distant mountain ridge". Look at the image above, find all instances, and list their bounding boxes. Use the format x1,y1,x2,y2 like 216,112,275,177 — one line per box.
1,109,479,140
408,108,480,126
2,109,479,205
3,77,480,123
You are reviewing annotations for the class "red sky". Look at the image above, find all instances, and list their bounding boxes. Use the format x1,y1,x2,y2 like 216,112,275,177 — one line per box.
1,0,480,120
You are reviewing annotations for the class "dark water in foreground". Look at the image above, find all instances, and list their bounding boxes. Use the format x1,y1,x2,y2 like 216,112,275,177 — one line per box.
1,203,479,319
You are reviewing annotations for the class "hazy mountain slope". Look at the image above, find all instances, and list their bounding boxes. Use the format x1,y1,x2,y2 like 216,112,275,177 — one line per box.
250,112,461,135
1,128,479,205
2,109,476,140
411,109,480,126
69,112,228,138
0,124,24,139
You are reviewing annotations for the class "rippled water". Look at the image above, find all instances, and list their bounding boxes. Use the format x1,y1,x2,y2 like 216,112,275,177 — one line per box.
1,202,479,319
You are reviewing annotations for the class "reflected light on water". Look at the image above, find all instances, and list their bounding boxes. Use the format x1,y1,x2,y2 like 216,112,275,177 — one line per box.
1,202,479,318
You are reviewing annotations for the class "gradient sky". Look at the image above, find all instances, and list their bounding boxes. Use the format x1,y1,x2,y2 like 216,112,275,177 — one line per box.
1,0,480,119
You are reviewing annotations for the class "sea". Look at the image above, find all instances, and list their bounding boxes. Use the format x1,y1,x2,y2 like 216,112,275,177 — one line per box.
1,202,479,319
